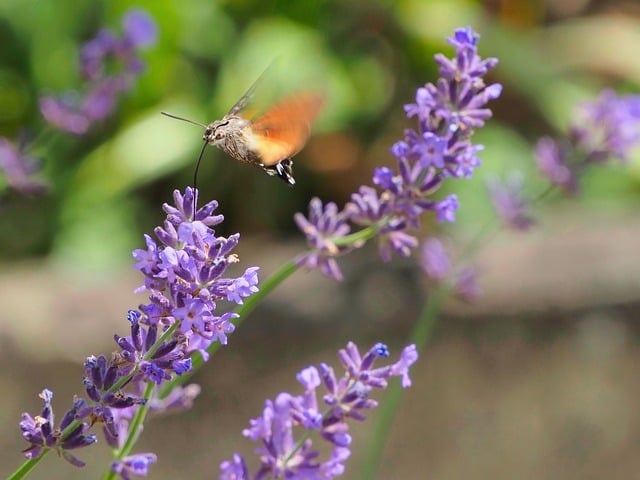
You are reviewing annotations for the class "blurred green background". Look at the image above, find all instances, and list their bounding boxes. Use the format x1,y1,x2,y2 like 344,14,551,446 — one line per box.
1,0,640,479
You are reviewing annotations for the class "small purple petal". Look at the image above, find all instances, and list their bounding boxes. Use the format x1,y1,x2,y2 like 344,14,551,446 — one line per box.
122,9,158,47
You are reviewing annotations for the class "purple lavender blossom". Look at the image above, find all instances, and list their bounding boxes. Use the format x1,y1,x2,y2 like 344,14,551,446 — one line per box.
0,137,47,194
486,175,535,231
40,95,93,134
219,454,249,480
17,188,253,474
537,90,640,193
122,9,158,48
295,198,354,281
40,8,157,134
420,237,451,281
19,389,97,467
114,309,192,384
535,137,576,193
111,453,157,480
452,265,482,303
571,89,640,162
219,342,418,479
132,188,258,354
296,27,501,276
420,237,481,302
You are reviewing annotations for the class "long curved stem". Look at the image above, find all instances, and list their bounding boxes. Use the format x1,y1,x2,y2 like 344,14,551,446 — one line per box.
361,183,559,479
7,455,45,480
101,382,155,480
361,283,448,480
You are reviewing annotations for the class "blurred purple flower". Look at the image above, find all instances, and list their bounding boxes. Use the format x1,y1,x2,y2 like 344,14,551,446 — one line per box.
296,27,501,275
220,342,418,479
111,453,157,480
538,90,640,193
535,136,576,193
452,265,482,303
420,237,481,303
40,8,157,134
572,89,640,162
420,237,451,281
219,454,249,480
486,175,535,231
122,9,158,47
0,137,47,194
39,94,93,134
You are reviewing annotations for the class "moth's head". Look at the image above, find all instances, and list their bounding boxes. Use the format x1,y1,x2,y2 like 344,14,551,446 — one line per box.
204,116,248,146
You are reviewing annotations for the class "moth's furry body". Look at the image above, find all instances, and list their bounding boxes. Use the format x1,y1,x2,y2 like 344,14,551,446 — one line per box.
204,114,298,184
205,116,259,165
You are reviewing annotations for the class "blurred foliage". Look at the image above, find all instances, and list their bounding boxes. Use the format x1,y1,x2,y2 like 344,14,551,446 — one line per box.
0,0,639,270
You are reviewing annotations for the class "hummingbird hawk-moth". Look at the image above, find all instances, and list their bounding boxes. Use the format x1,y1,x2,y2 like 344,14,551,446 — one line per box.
162,75,324,186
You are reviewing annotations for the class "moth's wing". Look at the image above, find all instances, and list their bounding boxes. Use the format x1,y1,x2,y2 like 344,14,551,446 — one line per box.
226,65,273,116
250,93,325,166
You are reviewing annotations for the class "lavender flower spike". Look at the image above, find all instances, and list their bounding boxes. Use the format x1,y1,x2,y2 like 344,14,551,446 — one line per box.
132,187,259,358
219,342,418,479
14,188,251,476
537,90,640,193
297,27,501,274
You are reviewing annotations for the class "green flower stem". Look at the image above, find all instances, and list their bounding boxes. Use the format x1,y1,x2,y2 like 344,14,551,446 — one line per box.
533,184,556,203
361,283,449,480
24,125,56,154
101,381,155,480
361,182,559,479
333,224,379,246
459,183,557,263
7,454,45,480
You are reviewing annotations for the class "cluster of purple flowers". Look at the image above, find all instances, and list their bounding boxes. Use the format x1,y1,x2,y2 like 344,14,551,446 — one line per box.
39,9,157,135
219,342,418,479
131,188,259,358
1,9,157,198
295,27,502,280
19,389,97,467
536,89,640,194
19,188,259,477
486,90,640,233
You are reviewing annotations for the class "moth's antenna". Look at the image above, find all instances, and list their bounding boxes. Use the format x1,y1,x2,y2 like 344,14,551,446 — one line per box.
161,112,208,129
162,111,209,217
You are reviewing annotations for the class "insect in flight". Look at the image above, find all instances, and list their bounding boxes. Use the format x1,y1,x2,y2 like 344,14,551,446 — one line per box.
162,73,324,187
